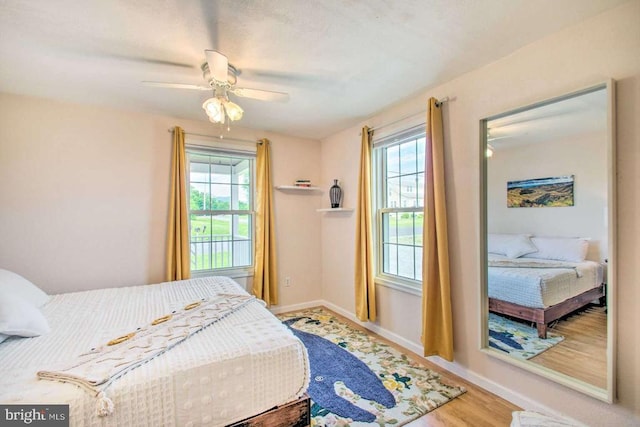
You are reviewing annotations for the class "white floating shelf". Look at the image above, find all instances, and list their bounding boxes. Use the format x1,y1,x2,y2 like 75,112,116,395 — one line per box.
275,185,321,192
316,208,354,212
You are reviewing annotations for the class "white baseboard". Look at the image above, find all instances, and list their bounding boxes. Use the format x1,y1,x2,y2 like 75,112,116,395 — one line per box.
272,299,578,422
269,299,324,315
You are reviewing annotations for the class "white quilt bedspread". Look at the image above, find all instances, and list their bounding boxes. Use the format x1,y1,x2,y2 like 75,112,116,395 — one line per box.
488,254,602,309
0,277,310,427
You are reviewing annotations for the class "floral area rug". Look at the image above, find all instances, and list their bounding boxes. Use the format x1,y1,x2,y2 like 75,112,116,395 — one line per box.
277,307,465,427
489,313,564,360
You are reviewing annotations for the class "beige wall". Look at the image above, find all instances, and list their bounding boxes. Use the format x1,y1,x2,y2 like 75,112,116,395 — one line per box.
0,93,323,306
320,2,639,425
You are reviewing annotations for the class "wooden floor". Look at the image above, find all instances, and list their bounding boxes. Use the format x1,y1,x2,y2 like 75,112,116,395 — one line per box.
530,305,607,389
312,307,520,427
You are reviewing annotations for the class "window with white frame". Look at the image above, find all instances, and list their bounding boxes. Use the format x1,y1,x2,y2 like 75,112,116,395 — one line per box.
373,126,426,289
186,148,255,274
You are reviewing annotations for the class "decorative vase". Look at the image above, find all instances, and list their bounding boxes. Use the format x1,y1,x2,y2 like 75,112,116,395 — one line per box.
329,179,342,208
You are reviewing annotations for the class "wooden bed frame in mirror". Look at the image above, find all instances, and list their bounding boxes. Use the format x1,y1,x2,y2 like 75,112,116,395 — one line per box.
488,284,604,339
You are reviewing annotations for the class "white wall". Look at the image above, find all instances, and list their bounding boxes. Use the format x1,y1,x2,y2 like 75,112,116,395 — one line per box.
320,1,639,425
0,93,323,306
487,131,608,261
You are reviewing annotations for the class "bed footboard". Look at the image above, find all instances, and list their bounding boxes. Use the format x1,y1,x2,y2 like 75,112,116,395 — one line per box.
489,284,605,339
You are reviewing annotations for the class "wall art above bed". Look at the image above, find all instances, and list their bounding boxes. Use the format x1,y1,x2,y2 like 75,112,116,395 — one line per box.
507,175,574,208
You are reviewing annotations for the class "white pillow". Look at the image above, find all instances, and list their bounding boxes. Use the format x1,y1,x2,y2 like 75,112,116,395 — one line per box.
487,233,538,259
0,269,49,307
0,333,8,344
0,293,50,337
523,237,590,262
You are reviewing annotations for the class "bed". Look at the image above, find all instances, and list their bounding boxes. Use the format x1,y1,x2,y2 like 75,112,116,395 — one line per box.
487,235,605,338
0,273,310,427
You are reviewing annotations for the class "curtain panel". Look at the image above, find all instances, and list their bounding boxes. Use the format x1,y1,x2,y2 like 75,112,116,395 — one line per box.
421,98,454,361
253,138,278,306
355,126,376,322
166,126,191,282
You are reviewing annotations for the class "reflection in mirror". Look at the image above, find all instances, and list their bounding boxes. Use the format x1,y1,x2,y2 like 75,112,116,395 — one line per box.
480,82,615,402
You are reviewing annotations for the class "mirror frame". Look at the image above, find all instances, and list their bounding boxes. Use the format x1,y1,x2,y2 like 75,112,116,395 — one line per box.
479,80,616,403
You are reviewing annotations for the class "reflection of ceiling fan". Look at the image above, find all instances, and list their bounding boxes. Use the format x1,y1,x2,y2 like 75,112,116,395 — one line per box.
142,50,289,124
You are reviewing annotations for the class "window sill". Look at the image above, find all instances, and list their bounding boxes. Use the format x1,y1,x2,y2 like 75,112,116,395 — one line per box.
375,276,422,297
191,268,254,279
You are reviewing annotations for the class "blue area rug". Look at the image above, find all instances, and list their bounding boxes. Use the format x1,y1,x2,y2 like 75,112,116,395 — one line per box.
278,308,465,427
489,313,564,360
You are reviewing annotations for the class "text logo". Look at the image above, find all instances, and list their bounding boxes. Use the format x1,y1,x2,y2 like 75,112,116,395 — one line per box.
1,405,69,426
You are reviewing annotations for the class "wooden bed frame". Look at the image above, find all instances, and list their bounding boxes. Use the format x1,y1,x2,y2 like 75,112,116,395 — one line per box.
489,284,605,339
227,394,310,427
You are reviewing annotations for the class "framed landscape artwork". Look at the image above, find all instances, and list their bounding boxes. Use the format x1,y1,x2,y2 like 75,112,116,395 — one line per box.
507,175,574,208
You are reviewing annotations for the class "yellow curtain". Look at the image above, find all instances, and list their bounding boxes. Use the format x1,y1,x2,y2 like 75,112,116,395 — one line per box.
355,126,376,322
421,98,454,361
253,138,278,305
166,126,191,282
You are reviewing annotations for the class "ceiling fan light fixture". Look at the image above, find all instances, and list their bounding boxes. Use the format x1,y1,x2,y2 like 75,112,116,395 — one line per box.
202,97,225,123
224,101,244,121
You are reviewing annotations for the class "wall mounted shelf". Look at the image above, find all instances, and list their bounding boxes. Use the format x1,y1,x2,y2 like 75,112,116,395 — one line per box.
275,185,321,192
316,208,354,212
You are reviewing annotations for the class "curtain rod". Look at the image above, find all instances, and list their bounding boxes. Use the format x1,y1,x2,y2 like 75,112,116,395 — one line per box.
167,128,258,144
367,96,450,133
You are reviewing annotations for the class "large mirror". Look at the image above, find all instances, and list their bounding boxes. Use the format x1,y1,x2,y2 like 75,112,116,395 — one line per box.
480,81,615,402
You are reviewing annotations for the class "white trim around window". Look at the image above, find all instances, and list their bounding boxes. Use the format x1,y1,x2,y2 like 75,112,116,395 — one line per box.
372,124,426,294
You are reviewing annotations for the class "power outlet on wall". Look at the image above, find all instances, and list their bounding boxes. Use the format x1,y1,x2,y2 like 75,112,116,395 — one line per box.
284,276,291,287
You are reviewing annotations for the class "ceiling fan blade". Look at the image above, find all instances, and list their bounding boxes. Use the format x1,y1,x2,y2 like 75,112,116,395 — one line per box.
205,50,228,83
230,87,290,102
142,81,211,91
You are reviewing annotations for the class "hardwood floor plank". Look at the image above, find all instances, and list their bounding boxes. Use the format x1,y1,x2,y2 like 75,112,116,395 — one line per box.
530,305,607,389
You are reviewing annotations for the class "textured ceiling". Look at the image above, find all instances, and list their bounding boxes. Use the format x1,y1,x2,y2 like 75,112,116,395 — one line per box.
0,0,627,139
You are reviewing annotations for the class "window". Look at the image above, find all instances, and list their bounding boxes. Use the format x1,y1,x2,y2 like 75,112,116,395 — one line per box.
373,126,426,290
187,148,254,275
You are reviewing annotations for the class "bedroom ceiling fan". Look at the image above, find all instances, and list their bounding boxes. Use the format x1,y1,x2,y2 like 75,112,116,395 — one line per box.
142,50,289,125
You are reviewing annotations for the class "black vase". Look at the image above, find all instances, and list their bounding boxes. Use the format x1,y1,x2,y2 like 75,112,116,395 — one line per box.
329,179,342,208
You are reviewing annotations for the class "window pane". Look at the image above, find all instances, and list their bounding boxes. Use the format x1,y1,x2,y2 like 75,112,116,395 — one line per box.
190,160,210,184
212,214,231,236
415,246,423,279
416,173,424,208
232,214,252,267
414,213,423,247
416,137,426,173
396,213,415,245
400,139,417,176
190,214,212,271
386,145,400,178
233,184,251,210
190,183,209,210
400,175,418,208
387,177,400,208
234,214,251,240
383,243,398,276
382,212,398,244
211,215,232,269
211,184,231,210
397,245,415,280
233,159,251,184
210,157,232,184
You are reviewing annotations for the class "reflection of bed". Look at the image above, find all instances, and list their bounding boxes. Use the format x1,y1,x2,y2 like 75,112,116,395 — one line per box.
488,254,604,338
0,276,310,426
